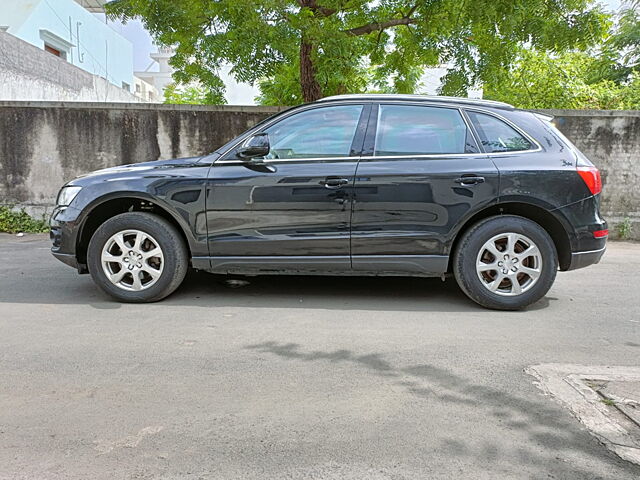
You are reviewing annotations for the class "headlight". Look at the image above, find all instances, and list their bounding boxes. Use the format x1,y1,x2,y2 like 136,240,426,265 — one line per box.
56,186,82,206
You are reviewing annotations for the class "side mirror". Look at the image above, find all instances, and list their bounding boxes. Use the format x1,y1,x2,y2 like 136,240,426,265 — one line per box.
237,133,270,159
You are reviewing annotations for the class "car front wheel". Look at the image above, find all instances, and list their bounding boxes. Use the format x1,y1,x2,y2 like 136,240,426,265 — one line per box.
87,212,188,302
453,215,558,310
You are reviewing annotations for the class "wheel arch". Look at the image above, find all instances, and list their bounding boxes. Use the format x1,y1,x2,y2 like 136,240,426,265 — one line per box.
448,202,574,272
75,193,193,266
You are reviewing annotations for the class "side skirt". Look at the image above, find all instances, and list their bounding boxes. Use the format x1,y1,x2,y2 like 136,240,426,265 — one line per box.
192,255,449,277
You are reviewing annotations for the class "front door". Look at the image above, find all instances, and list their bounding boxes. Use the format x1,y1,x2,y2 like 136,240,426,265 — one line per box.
206,103,368,273
351,103,500,274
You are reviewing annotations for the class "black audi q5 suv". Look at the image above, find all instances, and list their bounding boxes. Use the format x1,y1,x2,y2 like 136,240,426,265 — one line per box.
50,94,607,310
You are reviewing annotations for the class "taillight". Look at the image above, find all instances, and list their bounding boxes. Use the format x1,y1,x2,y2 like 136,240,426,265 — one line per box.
577,166,602,195
593,229,608,238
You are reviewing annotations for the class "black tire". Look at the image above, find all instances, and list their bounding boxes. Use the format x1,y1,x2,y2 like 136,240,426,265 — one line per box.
453,215,558,310
87,212,189,302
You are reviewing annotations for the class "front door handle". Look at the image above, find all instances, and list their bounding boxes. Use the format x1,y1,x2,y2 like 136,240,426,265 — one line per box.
323,177,350,189
454,175,485,186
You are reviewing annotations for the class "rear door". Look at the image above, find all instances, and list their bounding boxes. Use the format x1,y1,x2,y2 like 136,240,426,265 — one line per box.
206,103,368,272
351,103,500,274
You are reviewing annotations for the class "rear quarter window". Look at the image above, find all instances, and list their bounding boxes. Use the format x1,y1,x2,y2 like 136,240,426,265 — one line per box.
467,111,533,153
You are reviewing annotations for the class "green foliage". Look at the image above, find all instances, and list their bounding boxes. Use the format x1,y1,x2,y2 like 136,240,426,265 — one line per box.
597,4,640,83
484,50,640,109
0,206,49,234
485,2,640,110
163,83,226,105
107,0,610,104
617,217,633,240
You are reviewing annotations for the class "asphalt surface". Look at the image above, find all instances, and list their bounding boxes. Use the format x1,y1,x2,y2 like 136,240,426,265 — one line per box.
0,234,639,480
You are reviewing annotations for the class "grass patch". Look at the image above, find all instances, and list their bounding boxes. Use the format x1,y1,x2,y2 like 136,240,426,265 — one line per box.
616,217,633,240
600,398,616,406
0,205,49,234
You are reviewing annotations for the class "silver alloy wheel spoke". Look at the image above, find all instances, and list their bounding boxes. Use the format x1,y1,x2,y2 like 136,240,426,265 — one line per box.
142,265,161,279
131,272,143,291
114,233,128,253
100,229,164,292
477,262,499,272
110,269,127,284
142,247,162,259
488,273,505,292
101,252,122,263
132,231,144,251
519,265,541,279
510,278,523,295
475,232,543,297
517,245,539,260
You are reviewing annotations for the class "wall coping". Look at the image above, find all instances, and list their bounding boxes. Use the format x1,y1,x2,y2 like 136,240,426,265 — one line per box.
0,102,638,117
534,109,640,117
0,101,285,113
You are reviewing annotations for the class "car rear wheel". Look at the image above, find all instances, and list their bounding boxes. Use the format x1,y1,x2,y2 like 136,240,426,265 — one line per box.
453,215,558,310
87,212,188,302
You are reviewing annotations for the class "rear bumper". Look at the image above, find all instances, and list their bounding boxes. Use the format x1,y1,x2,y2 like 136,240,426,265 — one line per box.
567,245,606,271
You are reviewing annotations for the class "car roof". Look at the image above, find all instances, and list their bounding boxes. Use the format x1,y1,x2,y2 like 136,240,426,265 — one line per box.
316,94,515,110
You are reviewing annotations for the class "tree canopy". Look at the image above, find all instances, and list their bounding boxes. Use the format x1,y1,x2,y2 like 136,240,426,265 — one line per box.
107,0,609,104
163,83,227,105
484,2,640,109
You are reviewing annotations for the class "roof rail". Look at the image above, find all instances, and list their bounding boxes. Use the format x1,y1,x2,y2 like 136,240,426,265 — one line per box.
316,94,514,109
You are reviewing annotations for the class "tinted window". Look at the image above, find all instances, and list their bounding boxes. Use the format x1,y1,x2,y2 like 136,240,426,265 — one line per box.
467,111,533,153
374,105,478,156
262,105,363,159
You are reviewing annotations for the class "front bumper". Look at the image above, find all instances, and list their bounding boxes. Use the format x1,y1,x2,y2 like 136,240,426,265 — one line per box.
50,205,87,273
51,251,80,269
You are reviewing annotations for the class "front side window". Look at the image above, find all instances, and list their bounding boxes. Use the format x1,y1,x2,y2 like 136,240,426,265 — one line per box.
261,105,364,159
374,105,478,156
467,111,533,153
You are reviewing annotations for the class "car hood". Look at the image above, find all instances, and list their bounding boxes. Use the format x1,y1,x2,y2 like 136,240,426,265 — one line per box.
68,156,212,185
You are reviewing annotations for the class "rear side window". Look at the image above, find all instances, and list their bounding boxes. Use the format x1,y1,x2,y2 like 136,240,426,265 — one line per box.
467,111,533,153
374,105,478,156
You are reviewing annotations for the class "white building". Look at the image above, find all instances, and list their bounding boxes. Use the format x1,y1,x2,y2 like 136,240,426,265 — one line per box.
133,76,159,103
0,0,145,102
135,45,176,101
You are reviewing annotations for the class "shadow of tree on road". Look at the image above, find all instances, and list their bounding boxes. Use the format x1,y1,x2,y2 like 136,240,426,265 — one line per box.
245,341,640,479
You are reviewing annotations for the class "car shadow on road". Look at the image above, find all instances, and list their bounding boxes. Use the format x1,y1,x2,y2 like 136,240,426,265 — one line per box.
0,266,553,313
244,341,640,479
161,270,551,313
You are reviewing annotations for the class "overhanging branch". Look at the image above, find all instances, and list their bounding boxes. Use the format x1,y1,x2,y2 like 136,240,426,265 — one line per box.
346,16,417,36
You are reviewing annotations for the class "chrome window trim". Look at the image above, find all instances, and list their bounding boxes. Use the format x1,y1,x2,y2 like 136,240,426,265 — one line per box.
216,156,361,165
214,99,543,165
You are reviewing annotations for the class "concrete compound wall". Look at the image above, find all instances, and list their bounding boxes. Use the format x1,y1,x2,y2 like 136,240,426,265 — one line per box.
0,102,637,239
544,110,640,239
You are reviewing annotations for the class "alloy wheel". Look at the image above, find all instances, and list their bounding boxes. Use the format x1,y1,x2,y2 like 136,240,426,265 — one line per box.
475,232,542,296
101,229,164,291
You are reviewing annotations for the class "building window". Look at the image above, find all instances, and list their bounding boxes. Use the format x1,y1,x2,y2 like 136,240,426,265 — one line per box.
39,30,72,61
122,82,131,92
44,44,66,60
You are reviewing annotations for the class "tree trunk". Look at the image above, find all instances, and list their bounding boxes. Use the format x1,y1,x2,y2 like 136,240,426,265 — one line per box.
300,38,322,102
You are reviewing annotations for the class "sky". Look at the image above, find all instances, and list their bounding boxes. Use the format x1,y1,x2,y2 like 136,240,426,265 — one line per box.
101,0,625,104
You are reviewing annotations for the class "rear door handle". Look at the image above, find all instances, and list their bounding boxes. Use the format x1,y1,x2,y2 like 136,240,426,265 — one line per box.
323,177,350,189
454,175,485,186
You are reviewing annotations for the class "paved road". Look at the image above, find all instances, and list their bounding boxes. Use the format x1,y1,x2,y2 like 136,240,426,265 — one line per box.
1,234,639,480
